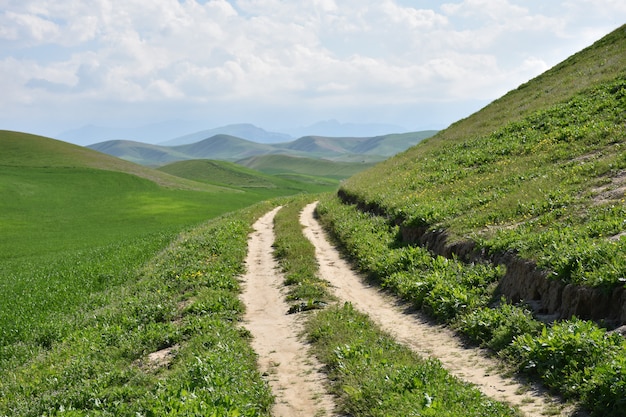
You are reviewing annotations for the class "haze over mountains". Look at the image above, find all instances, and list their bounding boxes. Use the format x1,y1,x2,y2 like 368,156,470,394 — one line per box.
87,130,437,167
58,120,412,146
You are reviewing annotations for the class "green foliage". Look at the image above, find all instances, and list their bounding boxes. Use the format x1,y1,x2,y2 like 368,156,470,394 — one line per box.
508,318,625,405
306,303,519,417
458,301,542,351
0,203,275,416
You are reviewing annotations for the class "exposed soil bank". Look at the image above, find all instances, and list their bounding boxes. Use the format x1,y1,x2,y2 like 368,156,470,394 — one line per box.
338,188,626,325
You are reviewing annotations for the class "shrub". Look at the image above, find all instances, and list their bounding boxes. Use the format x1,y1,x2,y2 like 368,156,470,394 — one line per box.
508,318,624,398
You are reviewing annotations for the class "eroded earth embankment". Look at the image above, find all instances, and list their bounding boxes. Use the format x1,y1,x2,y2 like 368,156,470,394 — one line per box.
338,189,626,325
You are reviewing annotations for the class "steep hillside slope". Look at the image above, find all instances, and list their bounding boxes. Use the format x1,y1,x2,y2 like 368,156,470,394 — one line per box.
337,24,626,323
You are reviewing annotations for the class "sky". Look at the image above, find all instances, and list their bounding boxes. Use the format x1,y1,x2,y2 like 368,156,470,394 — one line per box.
1,0,626,142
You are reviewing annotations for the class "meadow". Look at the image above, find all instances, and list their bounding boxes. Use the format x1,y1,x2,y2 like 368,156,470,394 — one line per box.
0,200,277,415
0,163,293,361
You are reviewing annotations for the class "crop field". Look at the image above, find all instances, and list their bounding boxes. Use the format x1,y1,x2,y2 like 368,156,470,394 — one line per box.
0,199,278,415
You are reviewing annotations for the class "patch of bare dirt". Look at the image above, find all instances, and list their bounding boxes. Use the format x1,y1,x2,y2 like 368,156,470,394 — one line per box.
240,207,335,417
136,345,179,371
300,202,584,417
591,169,626,205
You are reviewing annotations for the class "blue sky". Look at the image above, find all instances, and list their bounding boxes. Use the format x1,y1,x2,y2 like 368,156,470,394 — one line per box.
1,0,626,141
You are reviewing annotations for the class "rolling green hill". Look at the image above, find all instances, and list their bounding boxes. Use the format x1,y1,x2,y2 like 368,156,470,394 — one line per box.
157,159,280,188
332,24,626,319
86,139,191,166
172,134,277,161
1,131,225,191
237,154,376,180
0,130,332,370
87,130,437,166
0,130,281,259
156,158,338,194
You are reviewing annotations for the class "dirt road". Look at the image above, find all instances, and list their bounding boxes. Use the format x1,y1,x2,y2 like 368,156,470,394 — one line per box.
240,207,335,417
240,203,580,417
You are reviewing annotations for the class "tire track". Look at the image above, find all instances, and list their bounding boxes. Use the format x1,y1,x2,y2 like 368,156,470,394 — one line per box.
240,206,335,417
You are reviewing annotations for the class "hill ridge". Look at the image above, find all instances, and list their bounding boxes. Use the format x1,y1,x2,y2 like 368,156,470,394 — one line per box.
87,131,437,166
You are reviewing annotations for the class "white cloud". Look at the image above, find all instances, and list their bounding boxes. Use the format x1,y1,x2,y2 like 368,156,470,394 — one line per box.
1,0,626,136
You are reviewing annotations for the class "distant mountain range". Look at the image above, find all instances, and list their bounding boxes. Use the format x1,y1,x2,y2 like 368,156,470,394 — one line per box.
57,120,413,146
87,131,438,167
159,124,292,146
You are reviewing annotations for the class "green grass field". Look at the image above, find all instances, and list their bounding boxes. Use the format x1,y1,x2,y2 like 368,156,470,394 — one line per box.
0,130,332,380
157,158,338,195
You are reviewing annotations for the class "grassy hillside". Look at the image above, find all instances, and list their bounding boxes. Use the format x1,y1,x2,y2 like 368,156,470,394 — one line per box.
351,131,438,156
0,131,325,385
159,123,291,146
0,131,271,257
172,134,276,161
338,24,626,289
2,131,222,191
315,24,626,416
157,158,337,194
88,139,190,166
237,154,376,180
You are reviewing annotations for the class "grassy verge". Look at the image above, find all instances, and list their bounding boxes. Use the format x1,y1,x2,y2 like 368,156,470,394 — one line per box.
307,303,518,417
272,195,334,313
315,193,626,416
0,202,276,416
271,197,520,416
